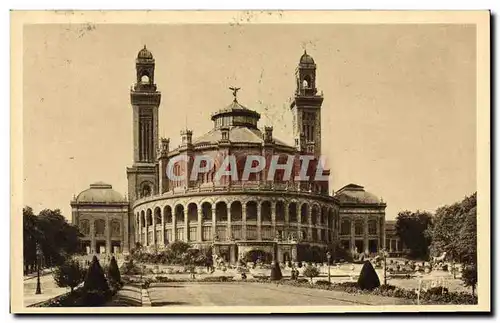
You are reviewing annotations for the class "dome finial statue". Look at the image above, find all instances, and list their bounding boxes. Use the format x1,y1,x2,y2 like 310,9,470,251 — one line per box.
229,86,241,102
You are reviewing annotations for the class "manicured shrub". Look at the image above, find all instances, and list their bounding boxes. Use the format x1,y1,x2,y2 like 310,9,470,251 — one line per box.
270,262,283,281
357,260,380,290
53,259,85,293
302,265,320,284
107,256,122,290
83,256,110,293
462,264,478,296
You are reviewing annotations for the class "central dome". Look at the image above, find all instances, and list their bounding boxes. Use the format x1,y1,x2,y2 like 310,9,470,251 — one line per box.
75,182,127,203
210,98,261,129
300,50,315,65
137,45,153,60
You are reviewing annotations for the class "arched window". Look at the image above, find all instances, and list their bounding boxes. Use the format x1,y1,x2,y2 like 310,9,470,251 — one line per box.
341,219,351,235
230,201,242,221
201,202,212,222
355,220,364,235
154,207,162,225
246,201,258,221
175,205,184,223
301,204,309,224
95,219,105,235
80,219,90,235
164,206,172,223
275,201,285,222
368,219,378,235
215,202,228,222
111,220,121,235
289,202,298,222
261,201,272,223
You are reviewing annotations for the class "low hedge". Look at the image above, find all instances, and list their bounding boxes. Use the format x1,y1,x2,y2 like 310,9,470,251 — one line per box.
31,288,114,307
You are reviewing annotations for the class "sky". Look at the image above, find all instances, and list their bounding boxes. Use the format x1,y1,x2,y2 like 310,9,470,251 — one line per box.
23,23,477,221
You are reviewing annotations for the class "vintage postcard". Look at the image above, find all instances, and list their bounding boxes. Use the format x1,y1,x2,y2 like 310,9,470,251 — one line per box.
11,10,490,314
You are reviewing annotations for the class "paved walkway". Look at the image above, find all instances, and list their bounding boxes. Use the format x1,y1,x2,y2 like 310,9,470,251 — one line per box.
23,272,69,307
148,282,412,306
106,285,143,307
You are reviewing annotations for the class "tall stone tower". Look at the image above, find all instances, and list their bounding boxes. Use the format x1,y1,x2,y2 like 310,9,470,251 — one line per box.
290,50,324,158
126,45,161,248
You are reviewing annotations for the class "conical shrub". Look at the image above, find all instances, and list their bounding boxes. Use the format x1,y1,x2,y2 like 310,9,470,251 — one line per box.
357,260,380,290
270,261,283,281
84,255,110,293
107,256,122,288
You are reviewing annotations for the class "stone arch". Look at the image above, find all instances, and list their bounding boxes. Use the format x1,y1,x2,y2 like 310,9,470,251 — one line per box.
187,203,198,222
321,206,327,226
140,210,145,227
164,205,172,223
175,204,185,223
201,201,212,222
311,204,319,225
276,200,285,222
261,200,272,222
300,203,309,224
79,219,90,235
246,201,258,221
146,209,153,226
368,218,378,235
354,219,364,235
230,201,242,221
328,209,334,230
288,202,298,223
154,207,162,225
139,181,154,198
215,201,228,222
95,219,106,235
341,218,351,235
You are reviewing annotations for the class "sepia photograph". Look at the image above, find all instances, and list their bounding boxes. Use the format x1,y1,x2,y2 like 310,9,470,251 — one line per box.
10,10,490,314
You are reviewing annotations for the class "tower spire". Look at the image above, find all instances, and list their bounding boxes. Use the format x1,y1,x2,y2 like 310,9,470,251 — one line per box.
229,87,241,102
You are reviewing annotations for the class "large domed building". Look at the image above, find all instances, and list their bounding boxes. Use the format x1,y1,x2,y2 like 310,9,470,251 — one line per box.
71,47,387,263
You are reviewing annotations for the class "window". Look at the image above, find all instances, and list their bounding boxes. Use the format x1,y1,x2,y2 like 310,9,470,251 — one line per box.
189,227,197,241
202,227,212,241
165,229,172,243
247,226,257,240
340,219,351,235
368,219,377,235
232,225,242,240
216,226,227,241
175,228,184,241
261,226,273,240
355,220,364,235
95,219,105,236
80,219,90,235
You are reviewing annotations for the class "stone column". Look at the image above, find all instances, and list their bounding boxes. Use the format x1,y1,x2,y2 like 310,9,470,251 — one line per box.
183,209,189,242
381,215,386,250
242,203,247,240
271,201,276,238
106,217,111,254
197,208,203,242
396,239,399,252
307,205,313,241
123,212,129,254
284,202,289,227
152,212,156,247
350,218,355,251
161,209,166,246
364,217,369,255
145,216,149,246
172,212,177,242
257,202,262,240
211,206,217,241
90,219,96,254
227,204,232,241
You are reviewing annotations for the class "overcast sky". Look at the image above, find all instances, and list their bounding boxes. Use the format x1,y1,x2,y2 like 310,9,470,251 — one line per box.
23,23,476,220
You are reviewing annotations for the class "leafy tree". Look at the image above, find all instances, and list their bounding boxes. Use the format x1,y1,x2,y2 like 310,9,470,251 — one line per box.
429,193,477,265
23,207,83,272
303,265,320,284
53,259,85,292
107,256,122,288
395,210,433,259
462,264,478,296
357,260,380,290
83,256,110,293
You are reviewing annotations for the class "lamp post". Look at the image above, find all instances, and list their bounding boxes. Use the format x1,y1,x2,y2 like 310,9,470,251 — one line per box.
35,243,42,295
326,251,331,284
381,248,388,286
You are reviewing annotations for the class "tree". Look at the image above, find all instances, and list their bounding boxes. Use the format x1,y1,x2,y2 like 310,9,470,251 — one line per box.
395,210,433,259
23,207,83,272
357,260,380,290
53,259,85,292
303,265,320,284
107,256,122,288
429,193,477,265
83,256,110,293
462,264,478,296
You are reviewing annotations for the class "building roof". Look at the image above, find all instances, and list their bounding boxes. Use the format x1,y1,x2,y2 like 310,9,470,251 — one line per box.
75,182,127,203
137,45,153,60
300,50,315,65
334,183,383,205
192,126,290,146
